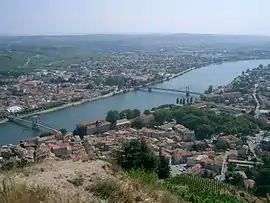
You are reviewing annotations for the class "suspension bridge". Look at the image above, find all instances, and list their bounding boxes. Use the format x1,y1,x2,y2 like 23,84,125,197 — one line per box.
7,115,61,134
137,86,204,97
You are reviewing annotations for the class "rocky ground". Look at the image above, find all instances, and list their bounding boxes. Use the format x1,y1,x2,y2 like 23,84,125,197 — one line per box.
0,159,183,203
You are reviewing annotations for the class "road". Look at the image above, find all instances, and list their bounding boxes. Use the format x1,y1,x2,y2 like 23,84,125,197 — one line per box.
247,130,264,159
253,84,260,119
216,151,229,181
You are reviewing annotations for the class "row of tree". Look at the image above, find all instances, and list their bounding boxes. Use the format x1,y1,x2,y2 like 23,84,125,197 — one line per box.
176,97,193,105
151,105,269,140
105,108,141,124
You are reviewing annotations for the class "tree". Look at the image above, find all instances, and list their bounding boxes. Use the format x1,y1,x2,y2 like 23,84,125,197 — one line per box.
132,109,141,117
39,132,51,138
117,139,158,172
73,125,86,140
59,128,67,135
105,110,119,124
153,109,168,124
144,109,151,115
119,110,127,119
189,97,193,104
205,85,214,94
195,124,213,140
214,140,230,152
131,117,144,129
182,98,186,105
157,155,170,179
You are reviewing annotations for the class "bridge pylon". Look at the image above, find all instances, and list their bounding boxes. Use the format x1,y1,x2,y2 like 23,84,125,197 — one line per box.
185,86,190,97
32,116,39,130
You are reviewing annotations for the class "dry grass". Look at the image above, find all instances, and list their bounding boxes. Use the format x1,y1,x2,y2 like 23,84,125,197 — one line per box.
0,177,91,203
87,177,183,203
0,159,184,203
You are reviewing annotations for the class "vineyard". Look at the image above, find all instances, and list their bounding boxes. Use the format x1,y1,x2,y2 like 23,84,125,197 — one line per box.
128,170,249,203
164,174,246,203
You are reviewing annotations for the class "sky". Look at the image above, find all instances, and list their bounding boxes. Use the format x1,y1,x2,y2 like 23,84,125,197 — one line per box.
0,0,270,36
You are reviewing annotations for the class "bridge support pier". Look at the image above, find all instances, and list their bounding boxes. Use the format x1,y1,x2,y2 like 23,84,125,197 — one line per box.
185,86,190,97
32,116,39,130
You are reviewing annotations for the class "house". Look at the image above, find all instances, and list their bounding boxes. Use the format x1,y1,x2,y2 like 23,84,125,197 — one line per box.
140,114,155,126
80,120,111,135
218,135,238,147
141,128,163,138
237,145,249,156
187,154,208,167
35,143,52,162
48,143,72,159
173,124,195,141
36,135,56,145
116,119,131,129
158,123,174,132
243,179,255,189
171,149,193,165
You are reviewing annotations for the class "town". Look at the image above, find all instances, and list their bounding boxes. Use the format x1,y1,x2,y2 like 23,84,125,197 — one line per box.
1,35,270,202
1,64,270,201
1,35,270,122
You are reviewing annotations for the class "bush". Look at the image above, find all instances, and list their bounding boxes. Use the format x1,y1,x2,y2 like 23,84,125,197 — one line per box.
67,173,84,187
86,179,120,199
0,177,87,203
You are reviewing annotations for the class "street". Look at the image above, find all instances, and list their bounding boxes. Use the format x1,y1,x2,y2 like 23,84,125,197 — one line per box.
253,84,260,119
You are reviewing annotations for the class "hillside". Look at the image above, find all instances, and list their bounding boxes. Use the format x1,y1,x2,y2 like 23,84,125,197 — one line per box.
0,159,183,203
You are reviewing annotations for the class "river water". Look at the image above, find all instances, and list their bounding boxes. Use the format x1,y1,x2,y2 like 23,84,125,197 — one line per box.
1,59,270,145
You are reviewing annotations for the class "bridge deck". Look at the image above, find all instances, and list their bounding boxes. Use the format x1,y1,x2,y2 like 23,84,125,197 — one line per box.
8,116,60,133
138,87,203,96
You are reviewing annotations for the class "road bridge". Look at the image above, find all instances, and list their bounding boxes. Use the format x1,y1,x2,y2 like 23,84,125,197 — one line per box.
138,86,204,97
7,115,61,134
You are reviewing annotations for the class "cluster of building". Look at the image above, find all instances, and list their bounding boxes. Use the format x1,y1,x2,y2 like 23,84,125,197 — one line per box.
1,42,268,121
0,105,268,192
203,64,270,120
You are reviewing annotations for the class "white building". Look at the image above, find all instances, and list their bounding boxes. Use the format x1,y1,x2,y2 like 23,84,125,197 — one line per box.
6,106,23,113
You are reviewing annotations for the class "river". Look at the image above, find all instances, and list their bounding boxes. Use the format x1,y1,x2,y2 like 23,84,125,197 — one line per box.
1,59,270,145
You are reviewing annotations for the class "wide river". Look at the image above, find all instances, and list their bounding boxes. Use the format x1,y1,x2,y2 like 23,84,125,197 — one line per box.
1,59,270,145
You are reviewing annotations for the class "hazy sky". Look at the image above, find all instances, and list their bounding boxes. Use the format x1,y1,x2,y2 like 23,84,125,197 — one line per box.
1,0,270,36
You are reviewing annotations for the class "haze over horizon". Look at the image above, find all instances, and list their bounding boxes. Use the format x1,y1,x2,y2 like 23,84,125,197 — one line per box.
1,0,270,36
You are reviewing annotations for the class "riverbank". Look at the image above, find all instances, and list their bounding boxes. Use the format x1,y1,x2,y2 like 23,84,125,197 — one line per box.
0,89,133,124
1,58,269,125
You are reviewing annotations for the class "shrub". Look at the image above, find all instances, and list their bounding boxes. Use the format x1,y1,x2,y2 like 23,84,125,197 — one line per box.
86,179,120,199
0,177,88,203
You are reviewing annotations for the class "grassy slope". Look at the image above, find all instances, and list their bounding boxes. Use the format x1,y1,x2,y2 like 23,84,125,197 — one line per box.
0,159,183,203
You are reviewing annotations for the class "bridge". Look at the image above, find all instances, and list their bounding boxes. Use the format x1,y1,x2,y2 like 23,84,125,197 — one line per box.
138,86,204,97
7,115,61,134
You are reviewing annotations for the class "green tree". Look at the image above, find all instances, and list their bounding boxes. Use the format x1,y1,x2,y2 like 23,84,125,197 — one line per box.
214,140,230,152
153,109,169,124
73,125,86,140
256,167,270,196
144,109,151,115
119,110,127,119
59,128,67,135
131,117,144,129
105,110,119,124
157,155,170,179
132,109,141,117
195,124,213,140
117,139,158,172
205,85,213,94
39,132,51,138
